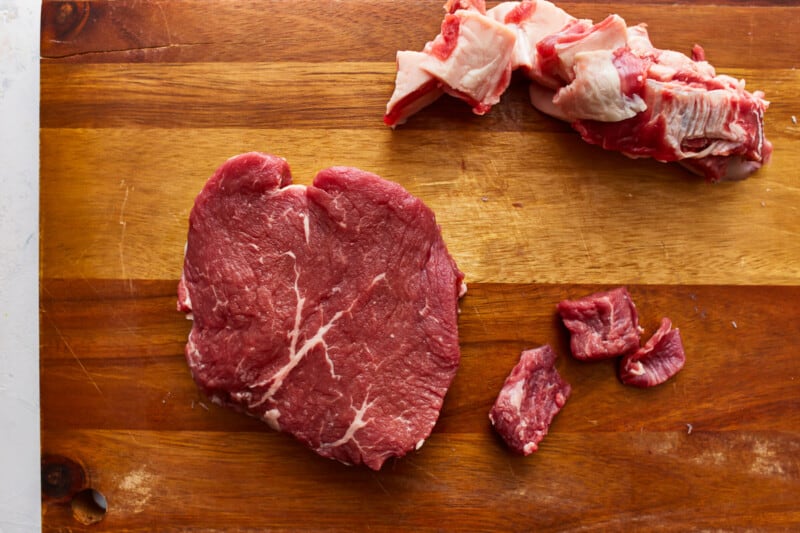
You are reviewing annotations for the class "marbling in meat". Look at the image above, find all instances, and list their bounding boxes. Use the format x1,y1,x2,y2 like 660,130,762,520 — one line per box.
619,317,686,387
557,287,643,361
178,153,465,470
489,345,571,455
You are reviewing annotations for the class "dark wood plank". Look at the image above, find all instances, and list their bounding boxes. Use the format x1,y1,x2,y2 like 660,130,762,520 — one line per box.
41,1,800,69
41,280,800,435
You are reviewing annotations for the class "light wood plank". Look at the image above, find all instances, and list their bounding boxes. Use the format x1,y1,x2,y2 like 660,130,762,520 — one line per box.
40,62,797,129
41,126,800,284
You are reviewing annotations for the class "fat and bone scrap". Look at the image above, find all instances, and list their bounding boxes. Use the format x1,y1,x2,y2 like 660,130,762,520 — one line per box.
385,0,772,182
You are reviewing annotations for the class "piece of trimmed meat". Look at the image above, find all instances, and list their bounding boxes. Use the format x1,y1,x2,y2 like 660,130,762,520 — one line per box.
420,9,517,115
620,317,685,387
444,0,487,14
534,19,772,181
532,14,628,89
489,345,571,455
177,153,465,470
551,48,648,121
488,0,576,73
385,0,772,180
557,287,643,361
572,76,772,181
384,51,445,128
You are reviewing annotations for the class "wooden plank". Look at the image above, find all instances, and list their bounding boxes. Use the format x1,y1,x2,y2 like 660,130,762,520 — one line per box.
41,1,799,69
40,428,800,530
40,127,800,284
41,280,800,434
40,62,799,129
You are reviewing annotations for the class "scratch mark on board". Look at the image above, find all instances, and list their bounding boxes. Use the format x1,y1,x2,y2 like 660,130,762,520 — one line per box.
119,179,133,293
47,317,104,398
404,458,443,483
577,225,592,263
471,305,490,335
154,0,173,45
371,472,391,496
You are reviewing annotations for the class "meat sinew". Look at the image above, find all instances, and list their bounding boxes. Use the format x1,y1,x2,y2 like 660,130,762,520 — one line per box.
619,317,686,387
557,287,642,361
177,152,465,470
489,345,571,455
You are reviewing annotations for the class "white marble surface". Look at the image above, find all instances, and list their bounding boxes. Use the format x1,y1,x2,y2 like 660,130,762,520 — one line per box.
1,1,42,531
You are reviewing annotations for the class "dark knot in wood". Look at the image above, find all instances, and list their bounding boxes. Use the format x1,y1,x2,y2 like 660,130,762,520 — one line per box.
42,2,91,43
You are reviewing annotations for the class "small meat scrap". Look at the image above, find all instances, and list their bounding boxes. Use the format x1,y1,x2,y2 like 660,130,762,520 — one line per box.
489,345,571,455
557,287,642,361
620,317,686,388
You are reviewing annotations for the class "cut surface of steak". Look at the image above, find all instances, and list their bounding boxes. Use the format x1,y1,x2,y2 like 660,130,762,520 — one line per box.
177,152,465,470
489,345,571,455
620,317,686,387
557,287,642,361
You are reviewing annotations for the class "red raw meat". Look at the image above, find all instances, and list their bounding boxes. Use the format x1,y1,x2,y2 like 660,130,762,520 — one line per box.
620,317,686,387
557,287,642,361
178,153,465,470
489,345,571,455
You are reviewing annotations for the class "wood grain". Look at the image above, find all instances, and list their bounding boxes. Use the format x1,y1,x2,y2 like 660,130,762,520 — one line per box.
40,1,800,69
41,280,800,435
40,0,800,530
40,126,800,284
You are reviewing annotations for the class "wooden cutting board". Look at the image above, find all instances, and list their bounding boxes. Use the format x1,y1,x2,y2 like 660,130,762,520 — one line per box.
40,0,800,530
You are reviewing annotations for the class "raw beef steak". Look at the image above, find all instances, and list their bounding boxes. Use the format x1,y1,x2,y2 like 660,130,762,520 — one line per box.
489,345,571,455
620,317,685,387
177,152,465,470
557,287,642,361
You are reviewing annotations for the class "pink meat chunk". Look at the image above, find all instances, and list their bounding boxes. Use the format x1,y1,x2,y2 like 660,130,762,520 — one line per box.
557,287,642,361
533,14,628,89
384,51,445,128
526,13,770,181
551,48,648,122
620,317,685,387
444,0,487,14
488,0,576,72
420,9,517,115
572,76,771,180
489,345,571,455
